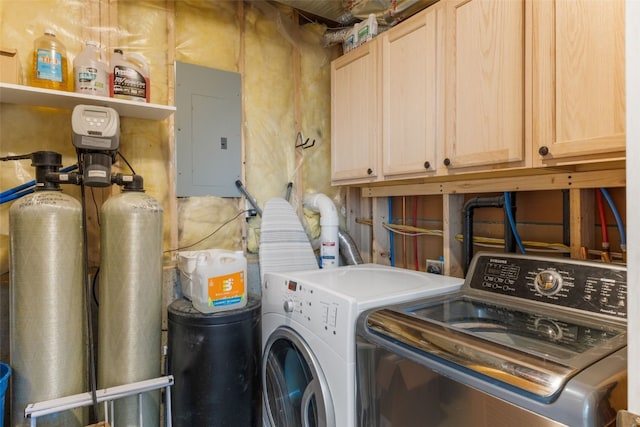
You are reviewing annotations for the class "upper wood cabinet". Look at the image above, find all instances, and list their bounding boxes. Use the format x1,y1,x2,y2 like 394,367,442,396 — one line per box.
531,0,625,166
331,41,381,184
381,4,444,179
330,0,625,186
331,4,443,185
442,0,528,173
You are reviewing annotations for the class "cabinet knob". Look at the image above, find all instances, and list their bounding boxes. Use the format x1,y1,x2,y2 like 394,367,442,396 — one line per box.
424,161,431,170
367,168,373,175
539,146,550,156
443,158,451,167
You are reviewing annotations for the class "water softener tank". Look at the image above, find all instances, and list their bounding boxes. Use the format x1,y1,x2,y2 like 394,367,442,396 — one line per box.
168,296,261,426
98,176,163,426
9,151,85,426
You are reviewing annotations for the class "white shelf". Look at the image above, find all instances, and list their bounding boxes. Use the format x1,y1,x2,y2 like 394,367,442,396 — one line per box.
0,82,175,120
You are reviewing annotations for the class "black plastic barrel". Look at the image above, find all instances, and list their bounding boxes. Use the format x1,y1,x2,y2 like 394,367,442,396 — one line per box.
168,296,261,427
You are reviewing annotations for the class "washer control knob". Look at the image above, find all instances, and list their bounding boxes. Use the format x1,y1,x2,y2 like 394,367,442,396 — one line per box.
283,300,295,313
534,270,563,296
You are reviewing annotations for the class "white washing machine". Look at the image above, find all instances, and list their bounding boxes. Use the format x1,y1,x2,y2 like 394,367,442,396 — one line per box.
261,263,464,427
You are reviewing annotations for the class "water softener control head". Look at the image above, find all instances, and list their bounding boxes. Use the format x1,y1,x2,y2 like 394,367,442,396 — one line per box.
71,104,120,151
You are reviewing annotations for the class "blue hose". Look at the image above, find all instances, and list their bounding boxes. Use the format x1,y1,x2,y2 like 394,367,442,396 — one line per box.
599,188,626,251
0,188,35,204
0,164,78,204
0,180,34,198
504,192,526,254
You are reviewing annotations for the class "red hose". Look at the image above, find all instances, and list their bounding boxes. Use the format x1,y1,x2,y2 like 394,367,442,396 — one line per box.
596,189,609,249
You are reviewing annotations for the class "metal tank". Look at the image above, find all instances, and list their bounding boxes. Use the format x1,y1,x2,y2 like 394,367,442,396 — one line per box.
9,151,86,427
98,176,163,426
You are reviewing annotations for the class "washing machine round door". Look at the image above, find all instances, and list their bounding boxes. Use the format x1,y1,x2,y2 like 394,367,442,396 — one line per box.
263,327,335,427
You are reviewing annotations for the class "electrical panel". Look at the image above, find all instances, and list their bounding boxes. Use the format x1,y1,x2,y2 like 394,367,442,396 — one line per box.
175,61,241,197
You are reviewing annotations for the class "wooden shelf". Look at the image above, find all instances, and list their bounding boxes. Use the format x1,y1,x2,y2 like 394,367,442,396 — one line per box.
0,82,175,120
360,168,626,197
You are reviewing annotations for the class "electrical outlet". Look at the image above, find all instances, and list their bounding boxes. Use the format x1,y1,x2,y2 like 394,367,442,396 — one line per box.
426,258,444,275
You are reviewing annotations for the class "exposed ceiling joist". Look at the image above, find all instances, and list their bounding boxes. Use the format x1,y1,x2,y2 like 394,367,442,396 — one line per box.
272,0,440,27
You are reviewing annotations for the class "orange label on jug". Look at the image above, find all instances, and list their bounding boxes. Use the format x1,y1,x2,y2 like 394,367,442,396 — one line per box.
207,271,245,307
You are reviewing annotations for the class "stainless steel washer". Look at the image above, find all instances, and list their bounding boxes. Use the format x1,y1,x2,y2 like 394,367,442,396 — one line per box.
356,252,627,427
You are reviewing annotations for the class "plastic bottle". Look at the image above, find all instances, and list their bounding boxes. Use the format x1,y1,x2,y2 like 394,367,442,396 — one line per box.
356,14,378,48
73,41,109,96
192,250,247,314
109,49,150,103
31,29,69,91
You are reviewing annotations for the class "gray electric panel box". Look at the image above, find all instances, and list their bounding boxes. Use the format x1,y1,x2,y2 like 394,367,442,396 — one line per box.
175,62,241,197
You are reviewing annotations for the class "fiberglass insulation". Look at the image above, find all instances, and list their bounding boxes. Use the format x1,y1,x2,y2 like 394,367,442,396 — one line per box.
0,0,342,275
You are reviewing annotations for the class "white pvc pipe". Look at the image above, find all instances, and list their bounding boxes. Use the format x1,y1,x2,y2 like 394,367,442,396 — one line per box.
303,193,340,269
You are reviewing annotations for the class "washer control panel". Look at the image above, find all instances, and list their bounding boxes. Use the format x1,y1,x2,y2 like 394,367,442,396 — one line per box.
468,253,627,318
264,276,350,345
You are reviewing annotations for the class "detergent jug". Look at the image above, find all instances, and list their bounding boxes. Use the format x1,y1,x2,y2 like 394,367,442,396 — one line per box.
191,250,247,314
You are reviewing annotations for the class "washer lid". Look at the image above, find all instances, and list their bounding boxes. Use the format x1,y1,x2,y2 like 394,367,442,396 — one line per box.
265,264,464,310
364,293,627,401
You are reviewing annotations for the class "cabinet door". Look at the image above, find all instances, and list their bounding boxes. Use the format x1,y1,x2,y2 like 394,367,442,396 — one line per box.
382,5,443,179
331,41,380,184
532,0,625,165
443,0,526,171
